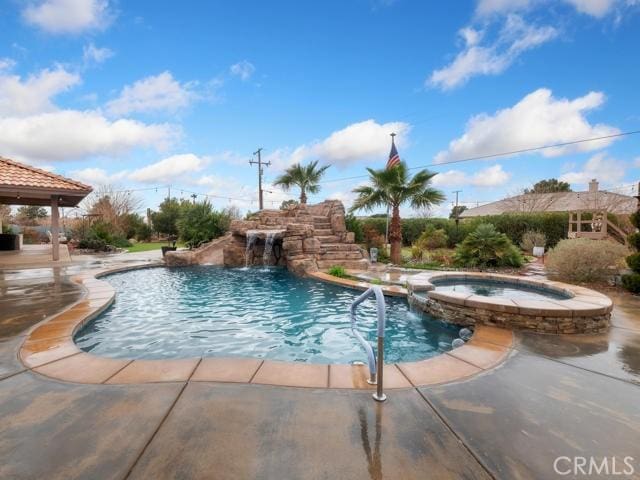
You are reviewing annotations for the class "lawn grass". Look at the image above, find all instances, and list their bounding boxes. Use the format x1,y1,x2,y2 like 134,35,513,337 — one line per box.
126,241,185,253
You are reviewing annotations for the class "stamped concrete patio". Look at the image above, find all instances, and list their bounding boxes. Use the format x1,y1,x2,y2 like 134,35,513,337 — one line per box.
1,255,639,479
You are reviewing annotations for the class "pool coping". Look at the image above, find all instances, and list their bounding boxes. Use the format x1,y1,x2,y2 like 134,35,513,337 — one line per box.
18,262,514,389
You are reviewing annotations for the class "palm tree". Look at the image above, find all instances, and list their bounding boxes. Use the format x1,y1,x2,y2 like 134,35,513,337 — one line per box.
350,161,445,264
273,160,330,204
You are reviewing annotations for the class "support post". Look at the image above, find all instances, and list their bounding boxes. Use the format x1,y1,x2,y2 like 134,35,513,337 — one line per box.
51,195,60,261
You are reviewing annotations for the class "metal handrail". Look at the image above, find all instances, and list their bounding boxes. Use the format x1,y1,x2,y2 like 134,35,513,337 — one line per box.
350,286,387,402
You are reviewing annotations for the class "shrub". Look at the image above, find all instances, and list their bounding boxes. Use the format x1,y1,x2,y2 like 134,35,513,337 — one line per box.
627,253,640,272
345,214,364,243
135,223,153,242
328,265,347,278
621,273,640,293
416,226,448,250
546,238,628,283
628,233,640,251
454,223,524,268
429,248,455,266
411,245,424,261
363,223,385,251
77,237,108,251
177,201,231,248
520,230,547,254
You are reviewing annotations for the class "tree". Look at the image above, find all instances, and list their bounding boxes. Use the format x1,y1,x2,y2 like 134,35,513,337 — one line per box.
449,205,468,219
280,199,299,210
350,161,445,264
16,206,48,225
83,185,142,235
151,198,183,236
273,160,330,204
524,178,572,194
177,201,231,248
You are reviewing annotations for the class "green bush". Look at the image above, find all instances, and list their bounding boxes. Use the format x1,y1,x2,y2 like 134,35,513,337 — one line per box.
627,253,640,272
177,201,231,248
547,238,628,283
454,223,524,268
78,237,108,251
628,233,640,251
135,223,153,242
328,265,347,278
621,273,640,293
358,212,567,249
416,225,448,250
345,214,364,243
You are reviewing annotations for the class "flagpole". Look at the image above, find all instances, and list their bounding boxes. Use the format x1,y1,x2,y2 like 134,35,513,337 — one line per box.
385,133,396,249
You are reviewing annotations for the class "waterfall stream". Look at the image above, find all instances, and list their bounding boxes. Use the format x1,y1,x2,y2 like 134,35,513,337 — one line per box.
263,232,276,266
245,232,258,267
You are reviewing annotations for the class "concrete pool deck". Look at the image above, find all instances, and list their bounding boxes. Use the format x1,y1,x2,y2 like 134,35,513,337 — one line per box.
1,254,640,479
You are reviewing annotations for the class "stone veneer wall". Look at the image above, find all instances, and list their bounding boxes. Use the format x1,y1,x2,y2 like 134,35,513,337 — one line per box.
223,200,366,275
409,294,610,334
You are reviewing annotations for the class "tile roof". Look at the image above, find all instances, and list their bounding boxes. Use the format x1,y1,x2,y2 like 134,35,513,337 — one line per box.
0,157,92,193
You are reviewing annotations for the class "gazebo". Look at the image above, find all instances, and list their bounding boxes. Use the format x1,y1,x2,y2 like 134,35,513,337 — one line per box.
0,157,93,261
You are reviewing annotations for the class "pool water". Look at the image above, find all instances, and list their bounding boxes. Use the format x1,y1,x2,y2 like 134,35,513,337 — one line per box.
75,266,459,363
432,279,571,301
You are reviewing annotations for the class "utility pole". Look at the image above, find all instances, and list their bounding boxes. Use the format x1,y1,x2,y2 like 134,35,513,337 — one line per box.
453,190,462,228
249,148,270,210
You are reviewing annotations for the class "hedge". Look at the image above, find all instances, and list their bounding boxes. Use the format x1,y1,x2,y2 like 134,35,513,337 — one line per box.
358,212,569,248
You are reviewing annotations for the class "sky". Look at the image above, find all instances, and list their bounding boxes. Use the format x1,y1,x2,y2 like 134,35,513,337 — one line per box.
1,0,639,218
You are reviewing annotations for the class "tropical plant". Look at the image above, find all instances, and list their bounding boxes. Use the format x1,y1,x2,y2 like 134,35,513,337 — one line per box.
350,162,445,264
279,199,299,210
454,223,524,268
547,238,628,283
273,160,330,204
520,230,547,254
328,265,347,278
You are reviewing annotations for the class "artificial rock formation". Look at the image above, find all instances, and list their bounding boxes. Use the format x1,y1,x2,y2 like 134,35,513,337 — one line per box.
223,200,369,274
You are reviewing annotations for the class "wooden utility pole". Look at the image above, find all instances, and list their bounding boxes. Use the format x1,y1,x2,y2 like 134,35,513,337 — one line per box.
249,148,270,210
453,190,462,228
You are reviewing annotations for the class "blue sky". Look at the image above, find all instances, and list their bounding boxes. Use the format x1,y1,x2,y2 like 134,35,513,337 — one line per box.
1,0,639,217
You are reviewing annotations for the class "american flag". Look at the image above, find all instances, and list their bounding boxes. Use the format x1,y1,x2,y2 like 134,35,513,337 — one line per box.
386,135,400,169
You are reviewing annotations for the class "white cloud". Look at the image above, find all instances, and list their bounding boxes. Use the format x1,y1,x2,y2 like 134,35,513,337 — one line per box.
634,157,640,167
476,0,620,17
429,15,558,90
22,0,113,34
106,72,197,116
559,152,626,185
476,0,534,16
0,58,16,71
68,167,127,185
83,43,114,64
0,110,178,163
0,66,80,116
128,154,208,183
564,0,618,17
434,88,619,164
432,165,511,187
269,119,411,170
229,61,255,81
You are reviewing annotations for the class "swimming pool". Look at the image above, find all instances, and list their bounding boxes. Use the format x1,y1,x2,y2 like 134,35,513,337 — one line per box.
74,266,459,363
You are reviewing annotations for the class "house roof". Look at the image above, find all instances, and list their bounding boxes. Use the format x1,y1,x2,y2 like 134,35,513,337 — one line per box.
460,189,638,218
0,157,93,207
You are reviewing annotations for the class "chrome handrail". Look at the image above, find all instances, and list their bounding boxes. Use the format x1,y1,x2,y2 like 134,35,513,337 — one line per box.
350,286,387,402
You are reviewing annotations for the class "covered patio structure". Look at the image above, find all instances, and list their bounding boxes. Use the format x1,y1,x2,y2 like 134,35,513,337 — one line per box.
0,157,92,261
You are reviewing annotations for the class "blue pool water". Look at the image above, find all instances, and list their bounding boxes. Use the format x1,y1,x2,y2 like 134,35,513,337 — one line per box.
431,279,571,301
74,266,459,363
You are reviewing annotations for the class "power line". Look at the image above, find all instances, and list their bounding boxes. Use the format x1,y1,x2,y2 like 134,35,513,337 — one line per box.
317,129,640,185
